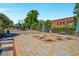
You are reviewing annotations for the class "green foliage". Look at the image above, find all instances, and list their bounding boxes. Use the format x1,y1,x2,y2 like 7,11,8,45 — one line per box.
0,13,13,28
73,3,79,18
31,22,38,30
0,25,3,32
24,23,30,29
0,13,13,33
20,23,25,29
73,16,78,30
52,26,75,34
24,10,39,29
43,20,51,32
37,23,43,31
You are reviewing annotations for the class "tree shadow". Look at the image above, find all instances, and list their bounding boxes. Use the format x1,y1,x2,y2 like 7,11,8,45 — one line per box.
5,33,20,37
0,33,20,41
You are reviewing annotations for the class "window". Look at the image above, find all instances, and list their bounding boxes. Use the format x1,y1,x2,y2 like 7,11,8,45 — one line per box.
60,22,62,25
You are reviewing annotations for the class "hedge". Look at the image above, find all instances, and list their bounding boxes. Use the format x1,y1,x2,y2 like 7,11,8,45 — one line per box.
52,26,75,34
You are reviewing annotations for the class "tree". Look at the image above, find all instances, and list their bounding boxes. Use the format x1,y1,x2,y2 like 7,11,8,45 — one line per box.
73,3,79,32
0,13,13,28
24,10,39,29
31,22,38,30
73,3,79,18
0,25,3,32
0,13,13,33
38,22,43,31
43,20,51,32
73,4,79,26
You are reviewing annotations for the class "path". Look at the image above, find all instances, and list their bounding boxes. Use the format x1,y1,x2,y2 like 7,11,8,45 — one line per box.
0,32,18,56
13,30,79,56
0,40,13,56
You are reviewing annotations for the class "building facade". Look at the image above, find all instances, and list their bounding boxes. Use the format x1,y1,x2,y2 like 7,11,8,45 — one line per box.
50,17,75,28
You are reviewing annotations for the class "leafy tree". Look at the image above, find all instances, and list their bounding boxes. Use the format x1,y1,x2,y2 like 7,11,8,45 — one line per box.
43,20,51,32
0,25,3,32
31,22,38,30
0,13,13,28
24,10,39,29
73,3,79,31
37,23,43,31
73,3,79,18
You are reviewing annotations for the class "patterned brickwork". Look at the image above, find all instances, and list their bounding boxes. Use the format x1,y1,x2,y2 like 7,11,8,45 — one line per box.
13,30,79,56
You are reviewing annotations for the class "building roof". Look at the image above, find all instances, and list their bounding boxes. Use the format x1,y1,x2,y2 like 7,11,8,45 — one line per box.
50,17,74,23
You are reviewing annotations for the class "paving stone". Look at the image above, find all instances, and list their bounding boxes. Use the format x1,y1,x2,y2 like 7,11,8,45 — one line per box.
7,51,13,56
54,50,71,56
1,51,8,56
0,39,13,56
14,30,79,56
72,45,79,51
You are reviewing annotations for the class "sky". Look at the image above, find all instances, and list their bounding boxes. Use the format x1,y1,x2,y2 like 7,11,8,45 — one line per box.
0,3,75,24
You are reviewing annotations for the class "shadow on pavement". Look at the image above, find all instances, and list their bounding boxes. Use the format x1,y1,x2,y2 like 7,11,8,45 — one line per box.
5,33,20,37
0,32,20,41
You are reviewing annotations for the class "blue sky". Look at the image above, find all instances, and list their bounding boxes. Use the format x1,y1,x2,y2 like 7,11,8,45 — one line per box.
0,3,75,24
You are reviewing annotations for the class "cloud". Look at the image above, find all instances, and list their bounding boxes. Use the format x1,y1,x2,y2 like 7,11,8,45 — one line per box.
0,8,16,13
0,8,12,13
0,8,5,12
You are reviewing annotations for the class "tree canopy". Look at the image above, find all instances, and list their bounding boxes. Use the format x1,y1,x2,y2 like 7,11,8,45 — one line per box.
24,10,39,29
73,3,79,18
0,13,13,31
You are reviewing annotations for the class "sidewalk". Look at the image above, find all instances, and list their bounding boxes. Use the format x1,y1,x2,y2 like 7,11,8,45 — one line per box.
13,31,79,56
0,39,13,56
0,33,15,56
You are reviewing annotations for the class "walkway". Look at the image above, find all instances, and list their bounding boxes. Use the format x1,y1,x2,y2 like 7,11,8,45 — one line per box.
0,39,13,56
13,30,79,56
0,32,18,56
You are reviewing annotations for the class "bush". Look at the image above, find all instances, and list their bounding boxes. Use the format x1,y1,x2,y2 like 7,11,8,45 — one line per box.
52,26,75,34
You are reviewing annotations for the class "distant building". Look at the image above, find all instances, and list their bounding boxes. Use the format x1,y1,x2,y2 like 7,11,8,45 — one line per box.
50,17,75,28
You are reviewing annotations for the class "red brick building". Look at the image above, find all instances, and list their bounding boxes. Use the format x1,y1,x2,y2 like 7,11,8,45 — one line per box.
50,17,75,28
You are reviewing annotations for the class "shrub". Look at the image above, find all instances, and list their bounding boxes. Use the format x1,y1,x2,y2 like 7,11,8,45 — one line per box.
52,26,75,34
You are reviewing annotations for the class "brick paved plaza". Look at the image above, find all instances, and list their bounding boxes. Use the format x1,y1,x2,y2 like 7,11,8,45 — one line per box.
13,30,79,56
0,39,13,56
